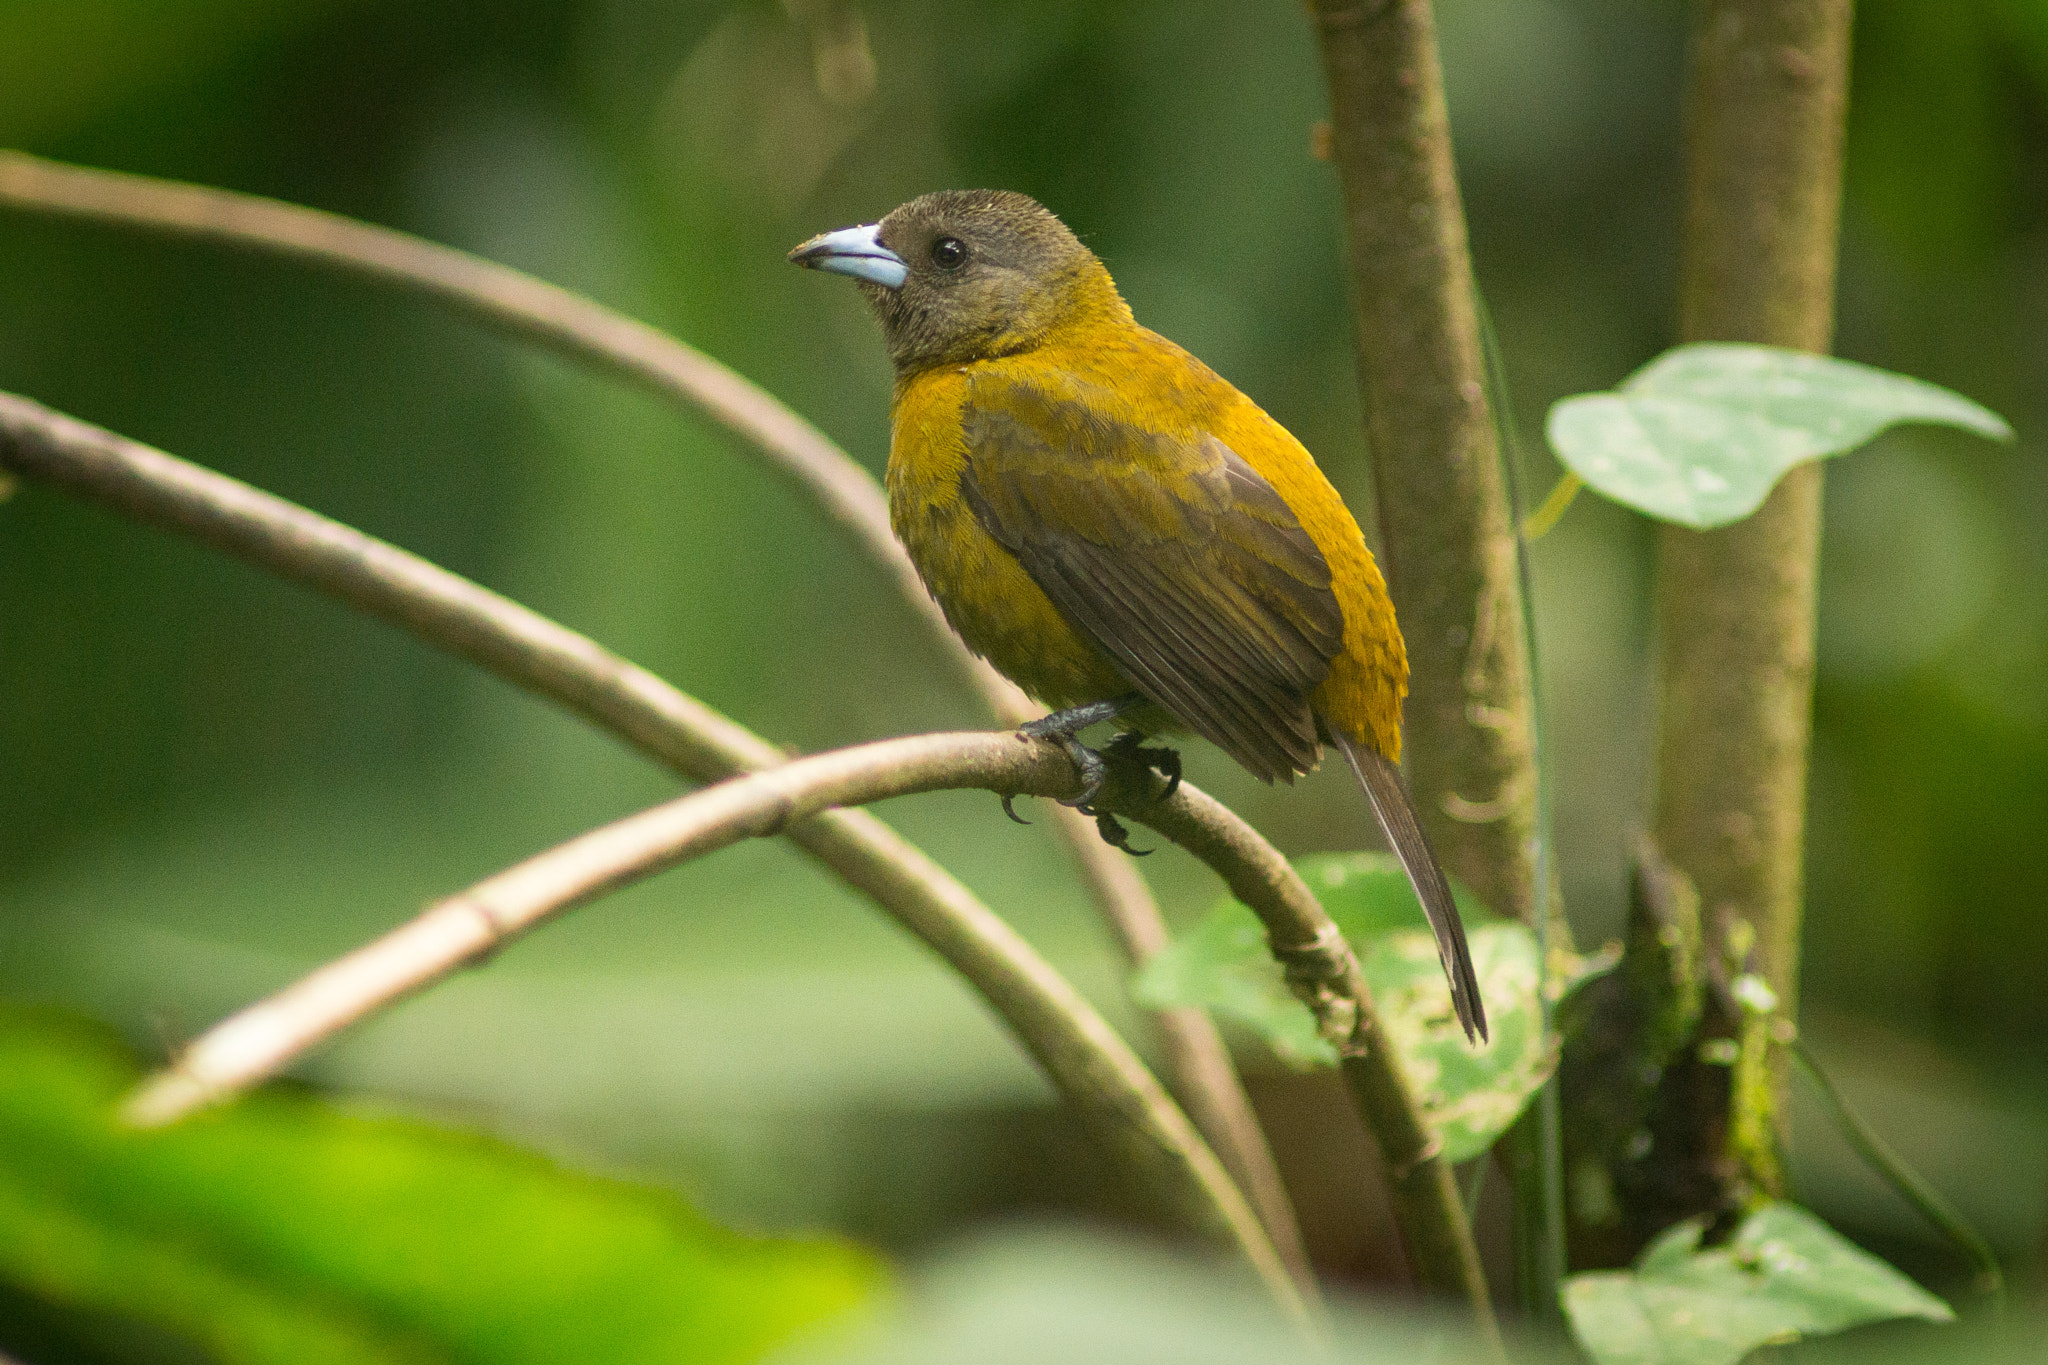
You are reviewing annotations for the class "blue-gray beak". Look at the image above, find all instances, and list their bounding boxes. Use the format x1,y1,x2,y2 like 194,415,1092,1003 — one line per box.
788,223,907,290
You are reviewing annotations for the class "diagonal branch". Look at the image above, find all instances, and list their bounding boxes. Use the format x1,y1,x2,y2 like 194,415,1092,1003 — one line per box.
0,150,1301,1280
0,389,1304,1321
0,392,1491,1320
117,732,1315,1321
119,719,1483,1342
121,733,1111,1121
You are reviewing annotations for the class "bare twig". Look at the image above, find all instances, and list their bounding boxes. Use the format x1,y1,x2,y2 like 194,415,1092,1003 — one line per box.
1040,807,1310,1285
121,733,1307,1326
1139,778,1502,1354
120,733,1113,1118
0,149,947,679
119,723,1446,1337
0,150,1303,1279
0,391,1299,1306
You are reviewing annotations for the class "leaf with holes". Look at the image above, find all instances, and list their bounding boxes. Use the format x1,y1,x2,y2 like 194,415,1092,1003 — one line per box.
1561,1202,1954,1365
1547,343,2012,529
1132,852,1596,1162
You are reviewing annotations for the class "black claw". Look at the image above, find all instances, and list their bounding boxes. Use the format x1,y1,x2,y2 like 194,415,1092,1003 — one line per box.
999,793,1032,826
1104,732,1182,804
1094,811,1153,857
1147,747,1183,804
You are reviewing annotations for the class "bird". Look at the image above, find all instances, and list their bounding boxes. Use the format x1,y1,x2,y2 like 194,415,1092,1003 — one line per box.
790,189,1486,1043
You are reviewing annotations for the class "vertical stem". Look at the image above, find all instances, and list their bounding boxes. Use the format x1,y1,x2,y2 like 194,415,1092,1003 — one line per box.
1310,0,1558,1323
1655,0,1853,1193
1309,0,1539,931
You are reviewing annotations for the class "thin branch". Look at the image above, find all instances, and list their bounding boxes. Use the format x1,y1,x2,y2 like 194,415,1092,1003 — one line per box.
0,151,1303,1280
120,733,1105,1117
0,149,949,685
0,391,1299,1315
1040,805,1312,1287
1308,0,1533,1333
121,724,1466,1342
1138,778,1503,1355
120,732,1308,1330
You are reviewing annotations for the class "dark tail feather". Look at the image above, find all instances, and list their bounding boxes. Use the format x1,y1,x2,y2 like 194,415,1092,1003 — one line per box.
1326,725,1488,1043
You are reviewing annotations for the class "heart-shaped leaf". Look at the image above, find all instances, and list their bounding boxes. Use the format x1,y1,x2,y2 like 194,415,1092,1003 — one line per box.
1561,1202,1954,1365
1132,852,1583,1162
1547,344,2012,529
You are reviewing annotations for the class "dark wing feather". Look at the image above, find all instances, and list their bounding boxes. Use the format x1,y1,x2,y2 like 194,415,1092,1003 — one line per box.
960,378,1343,781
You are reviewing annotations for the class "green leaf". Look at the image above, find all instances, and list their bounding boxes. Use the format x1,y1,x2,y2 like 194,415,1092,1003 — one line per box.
1547,343,2013,529
0,1009,883,1365
1131,852,1568,1162
1561,1202,1955,1365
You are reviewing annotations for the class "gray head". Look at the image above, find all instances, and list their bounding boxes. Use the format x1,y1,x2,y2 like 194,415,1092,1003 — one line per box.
789,190,1126,374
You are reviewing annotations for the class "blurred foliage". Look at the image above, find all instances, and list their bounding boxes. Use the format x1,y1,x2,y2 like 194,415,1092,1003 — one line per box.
0,1009,880,1364
1133,852,1574,1162
0,0,2044,1332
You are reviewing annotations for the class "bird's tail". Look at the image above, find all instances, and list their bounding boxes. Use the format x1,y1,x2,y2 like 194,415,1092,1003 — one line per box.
1326,724,1488,1043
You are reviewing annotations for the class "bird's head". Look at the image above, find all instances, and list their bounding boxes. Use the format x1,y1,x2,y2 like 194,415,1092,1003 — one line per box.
789,190,1127,375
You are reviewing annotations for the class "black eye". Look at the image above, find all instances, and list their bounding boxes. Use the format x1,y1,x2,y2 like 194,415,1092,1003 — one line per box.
930,236,967,270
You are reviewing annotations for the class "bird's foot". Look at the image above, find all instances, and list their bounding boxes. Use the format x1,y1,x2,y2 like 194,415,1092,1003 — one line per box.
1013,695,1164,854
1018,695,1141,810
1091,809,1151,857
1104,731,1182,805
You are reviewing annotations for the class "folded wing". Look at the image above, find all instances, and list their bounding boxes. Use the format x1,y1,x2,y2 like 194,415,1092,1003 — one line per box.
960,377,1343,782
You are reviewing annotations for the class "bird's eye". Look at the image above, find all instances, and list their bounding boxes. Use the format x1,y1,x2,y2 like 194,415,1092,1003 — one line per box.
930,236,967,270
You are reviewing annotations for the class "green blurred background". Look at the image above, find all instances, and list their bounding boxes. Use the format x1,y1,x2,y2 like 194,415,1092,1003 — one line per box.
1,0,2043,1316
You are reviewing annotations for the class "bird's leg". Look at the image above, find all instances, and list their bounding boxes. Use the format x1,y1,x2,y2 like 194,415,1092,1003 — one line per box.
1017,693,1146,811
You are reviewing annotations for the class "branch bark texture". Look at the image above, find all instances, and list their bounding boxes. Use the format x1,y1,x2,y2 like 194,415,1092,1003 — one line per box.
0,153,1302,1275
1651,0,1852,1210
118,733,1307,1325
1308,2,1539,1332
0,391,1285,1291
1308,0,1539,930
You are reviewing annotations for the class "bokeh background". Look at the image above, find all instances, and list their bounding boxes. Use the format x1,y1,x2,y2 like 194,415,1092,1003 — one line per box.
2,0,2043,1319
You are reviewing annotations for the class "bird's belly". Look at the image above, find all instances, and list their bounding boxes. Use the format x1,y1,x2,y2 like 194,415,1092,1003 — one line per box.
894,493,1134,713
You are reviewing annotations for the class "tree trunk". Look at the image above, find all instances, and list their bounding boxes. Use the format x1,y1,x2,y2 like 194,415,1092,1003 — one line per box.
1624,0,1852,1251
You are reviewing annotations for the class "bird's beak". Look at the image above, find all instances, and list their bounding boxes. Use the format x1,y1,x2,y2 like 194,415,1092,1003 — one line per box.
788,223,907,290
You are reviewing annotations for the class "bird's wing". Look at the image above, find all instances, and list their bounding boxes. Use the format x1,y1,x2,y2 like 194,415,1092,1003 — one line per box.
960,376,1344,781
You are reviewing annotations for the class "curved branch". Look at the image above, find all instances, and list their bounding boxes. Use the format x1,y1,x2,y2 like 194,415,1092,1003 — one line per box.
120,732,1305,1325
123,732,1078,1119
0,149,946,678
0,152,1303,1280
0,392,1300,1313
121,728,1434,1326
1130,777,1499,1345
1,387,1481,1316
